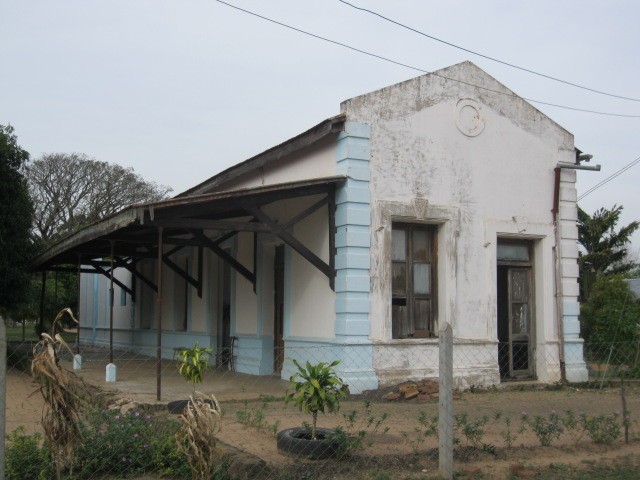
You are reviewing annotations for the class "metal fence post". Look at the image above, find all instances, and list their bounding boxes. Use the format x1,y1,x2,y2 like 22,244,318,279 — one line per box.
439,323,453,479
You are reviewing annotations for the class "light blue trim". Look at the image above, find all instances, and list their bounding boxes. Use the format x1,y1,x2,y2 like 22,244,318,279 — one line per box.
330,120,376,392
563,301,580,316
233,335,275,375
282,339,377,393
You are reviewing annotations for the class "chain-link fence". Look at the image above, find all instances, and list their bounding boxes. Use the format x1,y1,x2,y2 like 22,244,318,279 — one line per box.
3,326,639,479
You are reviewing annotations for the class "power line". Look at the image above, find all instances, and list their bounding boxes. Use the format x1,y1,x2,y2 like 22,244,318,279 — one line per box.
214,1,640,118
338,0,640,103
578,154,640,201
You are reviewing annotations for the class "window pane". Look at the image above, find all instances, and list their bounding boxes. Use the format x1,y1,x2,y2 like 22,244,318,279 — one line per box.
511,303,528,334
497,244,529,261
414,299,431,333
510,270,528,302
413,263,431,294
392,228,406,261
412,229,430,262
392,262,407,294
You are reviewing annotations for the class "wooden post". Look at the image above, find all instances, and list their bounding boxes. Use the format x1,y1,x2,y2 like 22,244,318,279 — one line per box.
109,241,115,365
39,270,47,334
439,323,454,480
76,257,82,354
156,227,164,401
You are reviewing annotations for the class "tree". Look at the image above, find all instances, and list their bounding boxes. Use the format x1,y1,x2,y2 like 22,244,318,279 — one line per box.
577,204,639,301
26,153,172,244
0,125,34,315
580,275,640,348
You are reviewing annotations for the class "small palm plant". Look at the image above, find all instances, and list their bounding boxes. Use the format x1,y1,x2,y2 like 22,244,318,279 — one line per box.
284,359,348,440
177,343,213,395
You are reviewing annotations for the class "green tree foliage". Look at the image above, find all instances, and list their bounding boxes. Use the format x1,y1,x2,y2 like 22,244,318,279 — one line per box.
0,125,34,315
26,152,172,244
580,275,640,344
577,204,639,301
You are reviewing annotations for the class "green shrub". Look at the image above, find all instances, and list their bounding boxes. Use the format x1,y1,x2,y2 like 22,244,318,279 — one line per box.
73,409,189,479
523,411,563,446
5,428,54,480
583,414,622,445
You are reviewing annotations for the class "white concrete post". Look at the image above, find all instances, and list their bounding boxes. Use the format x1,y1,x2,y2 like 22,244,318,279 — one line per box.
439,323,454,480
105,363,117,382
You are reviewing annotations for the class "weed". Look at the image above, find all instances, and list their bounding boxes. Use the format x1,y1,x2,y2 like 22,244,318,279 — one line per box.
5,428,54,480
583,413,622,445
454,412,489,448
561,410,587,444
522,411,563,446
497,413,526,448
401,411,438,454
235,399,281,437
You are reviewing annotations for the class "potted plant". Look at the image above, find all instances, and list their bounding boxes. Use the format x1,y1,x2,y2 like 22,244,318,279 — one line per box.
168,342,213,413
277,359,348,459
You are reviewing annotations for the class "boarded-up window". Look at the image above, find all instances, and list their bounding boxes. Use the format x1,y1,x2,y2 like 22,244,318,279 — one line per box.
391,224,437,338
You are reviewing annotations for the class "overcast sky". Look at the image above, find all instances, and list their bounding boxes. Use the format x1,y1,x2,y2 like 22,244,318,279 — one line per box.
2,1,639,255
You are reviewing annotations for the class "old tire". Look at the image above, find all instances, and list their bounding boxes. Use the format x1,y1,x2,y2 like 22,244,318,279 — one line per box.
276,427,339,460
167,399,190,414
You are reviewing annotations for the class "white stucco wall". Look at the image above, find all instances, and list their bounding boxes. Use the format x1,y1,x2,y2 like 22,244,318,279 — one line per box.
342,62,574,375
290,203,335,339
234,232,258,335
216,136,337,191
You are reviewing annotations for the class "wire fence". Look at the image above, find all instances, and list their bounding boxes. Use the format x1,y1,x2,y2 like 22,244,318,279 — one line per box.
3,328,639,479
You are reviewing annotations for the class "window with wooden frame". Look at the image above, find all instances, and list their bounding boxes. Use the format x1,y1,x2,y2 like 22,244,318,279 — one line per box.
392,223,437,339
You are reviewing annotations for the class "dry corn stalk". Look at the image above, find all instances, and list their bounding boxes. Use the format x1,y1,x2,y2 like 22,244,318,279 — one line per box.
31,308,83,480
176,392,223,480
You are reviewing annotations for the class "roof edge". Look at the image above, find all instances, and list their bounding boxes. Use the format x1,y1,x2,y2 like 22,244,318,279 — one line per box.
177,113,346,198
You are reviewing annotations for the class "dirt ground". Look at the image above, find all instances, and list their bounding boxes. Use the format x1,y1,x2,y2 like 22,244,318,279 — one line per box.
7,366,640,479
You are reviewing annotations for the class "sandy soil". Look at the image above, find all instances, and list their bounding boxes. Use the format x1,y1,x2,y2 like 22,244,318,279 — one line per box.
6,367,640,479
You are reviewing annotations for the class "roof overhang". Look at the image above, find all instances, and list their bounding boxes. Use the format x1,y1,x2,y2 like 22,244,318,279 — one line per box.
32,175,346,270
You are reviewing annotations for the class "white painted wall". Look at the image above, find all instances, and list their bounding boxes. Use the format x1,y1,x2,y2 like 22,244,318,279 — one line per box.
235,232,258,335
290,203,335,339
343,62,575,363
217,136,337,191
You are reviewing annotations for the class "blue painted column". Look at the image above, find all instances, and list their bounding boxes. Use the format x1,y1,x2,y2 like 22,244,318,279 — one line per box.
334,121,377,392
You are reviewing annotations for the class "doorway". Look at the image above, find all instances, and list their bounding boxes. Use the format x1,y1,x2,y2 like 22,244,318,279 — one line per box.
497,242,534,379
273,245,285,372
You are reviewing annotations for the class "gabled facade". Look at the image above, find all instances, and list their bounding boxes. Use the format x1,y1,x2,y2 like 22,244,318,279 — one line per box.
60,61,589,393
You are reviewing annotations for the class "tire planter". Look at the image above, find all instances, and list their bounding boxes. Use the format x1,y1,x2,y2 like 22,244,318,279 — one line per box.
167,399,190,414
276,427,340,460
167,398,215,414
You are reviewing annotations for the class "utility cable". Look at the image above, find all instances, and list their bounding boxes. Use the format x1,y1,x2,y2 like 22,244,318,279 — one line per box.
338,0,640,103
578,154,640,200
214,0,640,118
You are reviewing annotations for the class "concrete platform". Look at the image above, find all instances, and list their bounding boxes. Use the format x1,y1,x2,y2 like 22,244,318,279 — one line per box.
58,345,290,407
